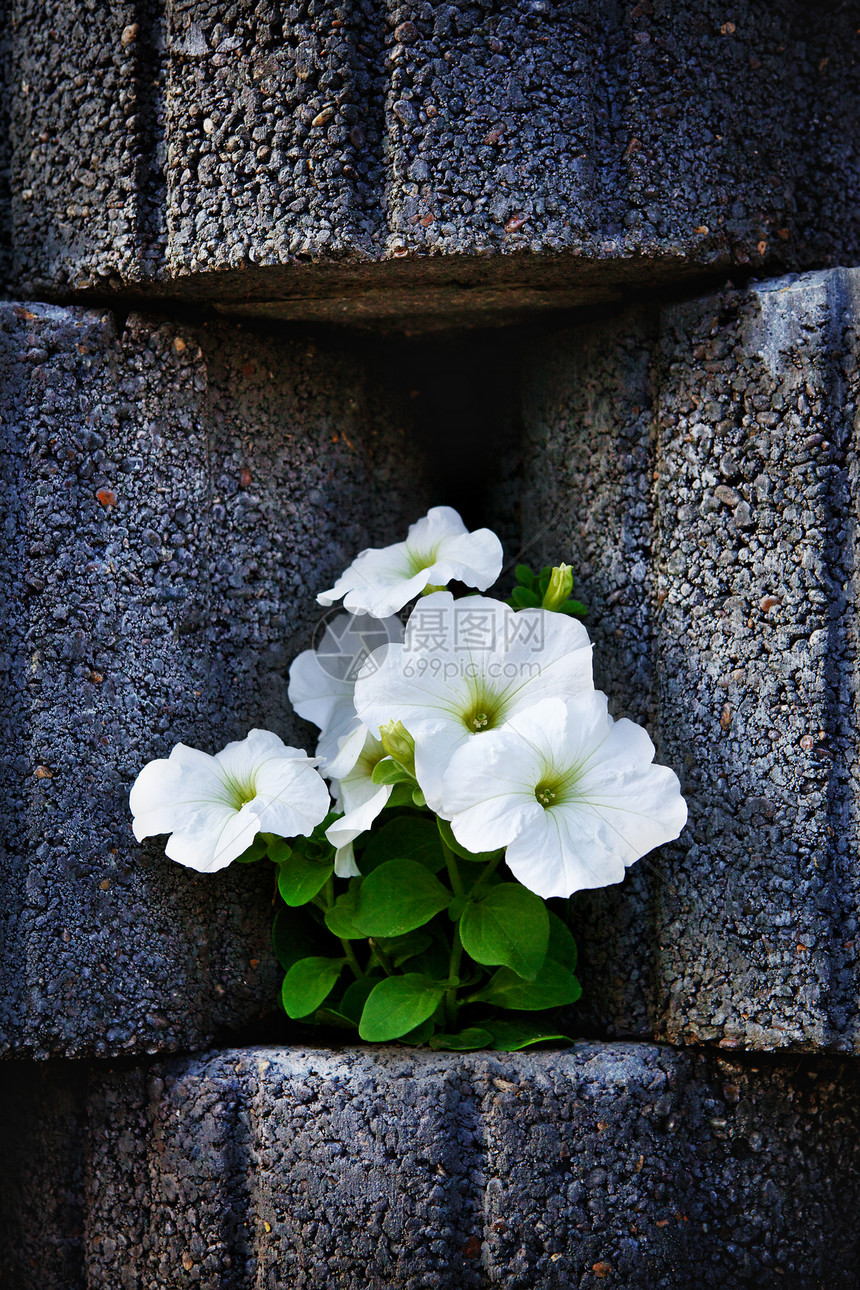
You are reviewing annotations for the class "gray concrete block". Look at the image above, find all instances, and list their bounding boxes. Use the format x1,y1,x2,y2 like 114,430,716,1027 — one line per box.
3,2,860,324
515,266,860,1052
0,300,429,1059
2,1042,859,1288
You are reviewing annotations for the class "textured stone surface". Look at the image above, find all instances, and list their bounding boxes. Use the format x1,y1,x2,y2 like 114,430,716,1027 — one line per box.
514,266,860,1051
3,1,860,322
0,300,428,1060
2,1042,859,1288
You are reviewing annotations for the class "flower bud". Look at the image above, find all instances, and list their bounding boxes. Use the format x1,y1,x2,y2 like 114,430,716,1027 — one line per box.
378,719,416,776
542,563,574,612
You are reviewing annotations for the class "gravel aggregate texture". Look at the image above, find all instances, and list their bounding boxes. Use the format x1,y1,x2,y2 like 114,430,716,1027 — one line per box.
2,1,860,324
1,1041,858,1288
514,266,860,1051
0,300,429,1060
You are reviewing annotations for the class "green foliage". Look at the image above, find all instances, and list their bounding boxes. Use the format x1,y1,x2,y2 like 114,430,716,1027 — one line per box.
386,782,419,809
266,781,582,1052
360,816,445,873
277,850,332,907
506,562,587,618
234,834,269,864
358,974,447,1041
371,758,416,786
489,1018,574,1051
547,909,578,972
353,860,451,936
324,887,364,939
272,905,330,970
429,1028,494,1051
460,884,549,980
282,956,345,1018
470,959,582,1010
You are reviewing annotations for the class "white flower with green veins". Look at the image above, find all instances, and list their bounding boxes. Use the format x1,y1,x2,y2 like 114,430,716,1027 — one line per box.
354,591,593,812
441,695,688,899
130,729,330,873
317,506,503,618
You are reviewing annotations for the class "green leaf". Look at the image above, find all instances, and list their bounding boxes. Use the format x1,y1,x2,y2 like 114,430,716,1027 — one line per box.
410,929,452,980
397,1018,435,1046
371,758,416,786
358,974,446,1041
429,1028,493,1051
353,860,452,936
385,782,419,809
489,1018,574,1051
266,838,293,864
234,834,269,864
547,910,578,972
511,585,541,609
325,886,364,939
377,929,433,967
412,787,426,807
277,852,333,907
282,956,344,1019
436,817,499,864
469,959,582,1011
361,817,445,874
559,599,587,617
272,905,330,971
514,564,536,587
313,1007,357,1031
460,884,549,980
340,975,381,1025
448,893,468,922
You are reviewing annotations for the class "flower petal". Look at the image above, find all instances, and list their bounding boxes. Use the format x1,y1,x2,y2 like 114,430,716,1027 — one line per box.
334,844,361,878
253,756,332,838
130,745,230,841
355,592,594,811
287,647,352,733
163,800,259,873
325,782,392,850
442,694,686,899
317,508,504,617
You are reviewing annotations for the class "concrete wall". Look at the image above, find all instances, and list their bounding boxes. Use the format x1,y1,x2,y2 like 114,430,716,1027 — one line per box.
2,1,860,325
3,1043,858,1289
0,300,429,1058
3,0,860,1285
516,268,860,1053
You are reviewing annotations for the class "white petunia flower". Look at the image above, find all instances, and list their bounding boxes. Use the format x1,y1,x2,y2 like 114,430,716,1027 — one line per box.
441,695,688,899
325,730,392,877
288,612,402,772
353,591,593,812
317,506,504,618
130,729,330,873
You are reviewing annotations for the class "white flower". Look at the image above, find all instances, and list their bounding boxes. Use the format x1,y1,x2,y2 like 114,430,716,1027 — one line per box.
130,729,330,873
288,612,402,772
441,696,687,899
317,506,503,618
353,591,593,812
325,730,392,877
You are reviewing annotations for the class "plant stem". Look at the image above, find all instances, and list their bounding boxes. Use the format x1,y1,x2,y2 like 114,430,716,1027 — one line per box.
368,938,395,976
440,839,465,896
468,850,504,900
340,938,364,980
444,923,464,1031
314,875,365,979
